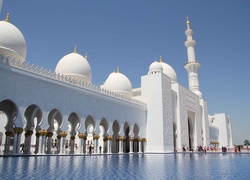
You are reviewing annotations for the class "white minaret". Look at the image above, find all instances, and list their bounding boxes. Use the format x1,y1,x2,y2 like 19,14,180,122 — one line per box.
184,17,202,98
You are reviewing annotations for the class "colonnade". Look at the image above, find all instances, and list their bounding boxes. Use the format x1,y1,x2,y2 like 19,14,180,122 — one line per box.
2,127,147,155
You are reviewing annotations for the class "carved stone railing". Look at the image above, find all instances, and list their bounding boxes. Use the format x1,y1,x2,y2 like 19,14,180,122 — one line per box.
0,56,147,107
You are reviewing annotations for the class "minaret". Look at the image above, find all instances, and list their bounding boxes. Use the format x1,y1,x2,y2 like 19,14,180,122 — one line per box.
184,17,202,98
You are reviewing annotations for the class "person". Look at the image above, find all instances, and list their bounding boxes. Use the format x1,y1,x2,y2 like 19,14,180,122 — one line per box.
20,144,24,154
99,146,102,154
204,146,207,154
182,146,186,152
89,146,92,154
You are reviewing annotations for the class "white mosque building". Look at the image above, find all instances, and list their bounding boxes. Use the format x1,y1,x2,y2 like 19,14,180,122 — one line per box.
0,14,233,155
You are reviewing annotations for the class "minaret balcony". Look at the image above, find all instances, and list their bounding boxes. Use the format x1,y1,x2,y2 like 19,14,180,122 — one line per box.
185,40,196,47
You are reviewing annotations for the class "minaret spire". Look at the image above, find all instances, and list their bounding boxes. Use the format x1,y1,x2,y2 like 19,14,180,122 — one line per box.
184,17,202,98
186,16,190,29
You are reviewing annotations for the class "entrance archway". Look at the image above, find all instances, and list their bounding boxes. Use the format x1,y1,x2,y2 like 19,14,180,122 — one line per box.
188,118,193,151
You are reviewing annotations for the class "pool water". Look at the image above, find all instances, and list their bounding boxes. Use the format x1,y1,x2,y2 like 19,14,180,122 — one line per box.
0,153,250,179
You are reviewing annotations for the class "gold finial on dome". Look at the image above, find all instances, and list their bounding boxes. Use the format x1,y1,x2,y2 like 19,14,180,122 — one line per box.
160,56,163,62
116,66,120,73
74,45,77,53
85,52,88,60
5,13,10,22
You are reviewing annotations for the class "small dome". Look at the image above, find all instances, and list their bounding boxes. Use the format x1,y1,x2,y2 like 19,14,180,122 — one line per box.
55,51,91,83
0,16,27,62
148,61,163,74
159,57,177,83
102,69,132,97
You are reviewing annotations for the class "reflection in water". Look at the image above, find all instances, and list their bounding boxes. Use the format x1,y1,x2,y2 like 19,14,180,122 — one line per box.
0,154,250,179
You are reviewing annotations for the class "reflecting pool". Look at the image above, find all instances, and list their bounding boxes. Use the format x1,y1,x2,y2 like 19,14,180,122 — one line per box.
0,153,250,179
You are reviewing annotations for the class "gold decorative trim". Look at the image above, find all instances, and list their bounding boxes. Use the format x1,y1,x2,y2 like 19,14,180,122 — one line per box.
129,137,134,141
25,130,33,137
93,134,100,140
107,135,113,140
14,127,23,134
5,131,14,137
35,132,40,137
118,136,125,140
142,138,147,142
70,136,75,140
60,131,68,137
78,133,86,139
5,13,9,22
74,45,77,53
138,138,143,142
46,132,53,137
39,129,47,136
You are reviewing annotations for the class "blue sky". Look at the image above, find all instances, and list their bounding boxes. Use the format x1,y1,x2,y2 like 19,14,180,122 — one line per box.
1,1,249,144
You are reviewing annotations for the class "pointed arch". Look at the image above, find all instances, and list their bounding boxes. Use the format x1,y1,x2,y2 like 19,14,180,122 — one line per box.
112,120,120,153
124,122,130,153
0,99,18,131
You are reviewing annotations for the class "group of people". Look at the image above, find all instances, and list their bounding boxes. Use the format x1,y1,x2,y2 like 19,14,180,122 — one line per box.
88,145,102,154
182,145,207,153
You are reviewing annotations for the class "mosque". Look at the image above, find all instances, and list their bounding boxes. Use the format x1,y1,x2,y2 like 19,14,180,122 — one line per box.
0,13,233,155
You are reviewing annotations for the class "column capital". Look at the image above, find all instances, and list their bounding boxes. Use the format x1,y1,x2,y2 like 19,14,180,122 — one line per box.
13,127,23,134
78,133,86,140
70,136,75,140
25,130,33,137
47,132,53,137
5,131,14,137
118,136,125,141
93,134,100,140
36,132,40,137
107,135,113,140
39,129,48,136
142,138,147,142
138,138,143,142
129,137,134,141
60,131,68,137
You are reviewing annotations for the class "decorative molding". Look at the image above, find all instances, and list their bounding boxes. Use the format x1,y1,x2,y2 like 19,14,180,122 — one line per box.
0,55,147,107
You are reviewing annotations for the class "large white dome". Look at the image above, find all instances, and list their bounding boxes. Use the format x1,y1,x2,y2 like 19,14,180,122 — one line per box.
0,16,27,62
148,61,163,74
102,69,132,97
159,57,177,83
55,51,92,83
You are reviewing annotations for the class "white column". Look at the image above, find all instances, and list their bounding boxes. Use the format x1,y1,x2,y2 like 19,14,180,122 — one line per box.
138,138,142,153
38,130,47,154
4,131,13,155
24,130,33,154
93,134,100,154
46,132,53,154
13,128,23,155
107,136,112,154
34,132,40,154
118,136,124,153
59,132,67,154
69,136,75,154
129,138,134,153
143,138,147,153
78,133,86,154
